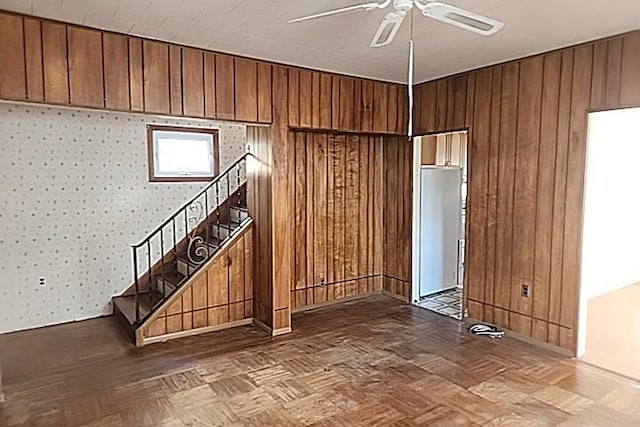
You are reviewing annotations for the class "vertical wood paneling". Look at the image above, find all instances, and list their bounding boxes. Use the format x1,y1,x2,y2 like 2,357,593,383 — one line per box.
435,79,448,131
333,134,346,292
331,76,340,130
605,38,622,108
560,45,593,338
42,22,68,104
548,51,574,329
353,79,363,131
620,32,640,106
68,27,104,108
288,68,299,127
339,77,354,131
234,57,257,122
387,85,398,134
181,48,206,117
467,69,492,304
344,135,359,295
143,228,253,340
299,70,312,128
215,54,235,120
361,80,374,132
320,74,333,129
290,130,380,309
23,18,44,102
411,30,640,352
510,56,543,329
532,53,561,339
169,45,183,115
103,33,129,110
313,132,328,292
494,63,519,313
0,14,26,100
203,52,216,118
257,62,272,123
372,82,388,133
484,68,502,313
143,40,170,114
590,41,608,109
128,38,144,111
452,76,468,129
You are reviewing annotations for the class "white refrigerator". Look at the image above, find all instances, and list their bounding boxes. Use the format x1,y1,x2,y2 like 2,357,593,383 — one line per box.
418,166,463,297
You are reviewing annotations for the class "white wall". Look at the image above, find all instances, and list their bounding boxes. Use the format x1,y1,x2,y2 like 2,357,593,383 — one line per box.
0,102,246,333
578,107,640,354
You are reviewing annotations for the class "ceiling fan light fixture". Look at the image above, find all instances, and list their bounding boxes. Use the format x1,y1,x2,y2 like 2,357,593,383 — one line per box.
444,12,495,32
422,2,504,36
370,11,406,47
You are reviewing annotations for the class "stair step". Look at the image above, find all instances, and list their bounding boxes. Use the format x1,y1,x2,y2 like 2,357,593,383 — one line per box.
229,206,249,224
113,291,163,326
153,271,185,297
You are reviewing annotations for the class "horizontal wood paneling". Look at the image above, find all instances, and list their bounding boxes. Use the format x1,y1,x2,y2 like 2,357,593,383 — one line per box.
143,226,254,340
289,130,383,310
411,30,640,352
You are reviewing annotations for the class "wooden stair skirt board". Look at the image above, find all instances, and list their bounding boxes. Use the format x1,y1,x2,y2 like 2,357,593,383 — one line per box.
113,220,256,347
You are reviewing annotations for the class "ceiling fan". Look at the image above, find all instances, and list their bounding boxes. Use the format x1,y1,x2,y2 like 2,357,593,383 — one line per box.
289,0,504,48
290,1,504,137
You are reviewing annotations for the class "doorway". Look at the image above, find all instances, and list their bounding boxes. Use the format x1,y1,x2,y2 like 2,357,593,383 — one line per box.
578,107,640,380
411,130,468,320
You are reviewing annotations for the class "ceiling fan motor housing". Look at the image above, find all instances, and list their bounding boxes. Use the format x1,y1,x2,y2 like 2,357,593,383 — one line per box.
394,0,414,12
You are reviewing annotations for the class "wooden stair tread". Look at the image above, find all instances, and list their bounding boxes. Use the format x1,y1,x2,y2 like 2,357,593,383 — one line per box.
113,291,162,326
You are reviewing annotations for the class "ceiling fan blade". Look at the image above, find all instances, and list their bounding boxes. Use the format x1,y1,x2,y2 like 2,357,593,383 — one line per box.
289,0,391,23
370,11,406,48
419,1,504,36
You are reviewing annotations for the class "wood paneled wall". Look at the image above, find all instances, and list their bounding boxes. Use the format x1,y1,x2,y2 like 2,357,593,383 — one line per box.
287,69,408,135
141,226,254,344
288,131,384,310
0,10,408,134
246,126,273,327
0,12,272,122
0,9,408,334
410,30,640,351
382,135,413,300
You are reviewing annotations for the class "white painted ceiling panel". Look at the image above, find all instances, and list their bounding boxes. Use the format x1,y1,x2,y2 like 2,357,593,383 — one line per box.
1,0,639,83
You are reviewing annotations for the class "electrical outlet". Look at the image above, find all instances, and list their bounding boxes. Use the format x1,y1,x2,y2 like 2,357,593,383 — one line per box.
521,282,530,298
38,277,46,287
319,277,326,286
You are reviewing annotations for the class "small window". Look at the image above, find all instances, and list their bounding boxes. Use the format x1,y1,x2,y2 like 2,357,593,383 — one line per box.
147,125,219,182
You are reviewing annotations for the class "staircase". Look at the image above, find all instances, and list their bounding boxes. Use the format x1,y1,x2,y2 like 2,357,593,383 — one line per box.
113,153,252,343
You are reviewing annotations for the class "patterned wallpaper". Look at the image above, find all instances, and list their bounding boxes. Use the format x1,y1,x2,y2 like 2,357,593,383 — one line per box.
0,102,246,333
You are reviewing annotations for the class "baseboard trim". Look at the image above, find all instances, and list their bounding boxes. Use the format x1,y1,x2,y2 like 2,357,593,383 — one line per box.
382,290,410,303
272,327,292,336
464,317,574,357
252,318,272,335
291,292,379,313
251,318,292,337
141,318,254,346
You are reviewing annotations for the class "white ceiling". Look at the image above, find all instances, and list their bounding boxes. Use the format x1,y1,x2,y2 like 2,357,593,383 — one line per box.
2,0,640,83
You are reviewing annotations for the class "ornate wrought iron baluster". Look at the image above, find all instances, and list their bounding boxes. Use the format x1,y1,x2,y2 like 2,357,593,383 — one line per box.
147,240,152,307
236,164,241,207
133,247,139,323
215,182,220,242
184,210,189,277
160,228,165,298
172,218,177,271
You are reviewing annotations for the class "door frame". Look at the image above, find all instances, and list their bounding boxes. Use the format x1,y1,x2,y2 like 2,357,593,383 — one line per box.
411,129,470,318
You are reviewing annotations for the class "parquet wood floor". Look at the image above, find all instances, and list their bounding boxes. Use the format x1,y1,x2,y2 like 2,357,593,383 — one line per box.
1,295,639,426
